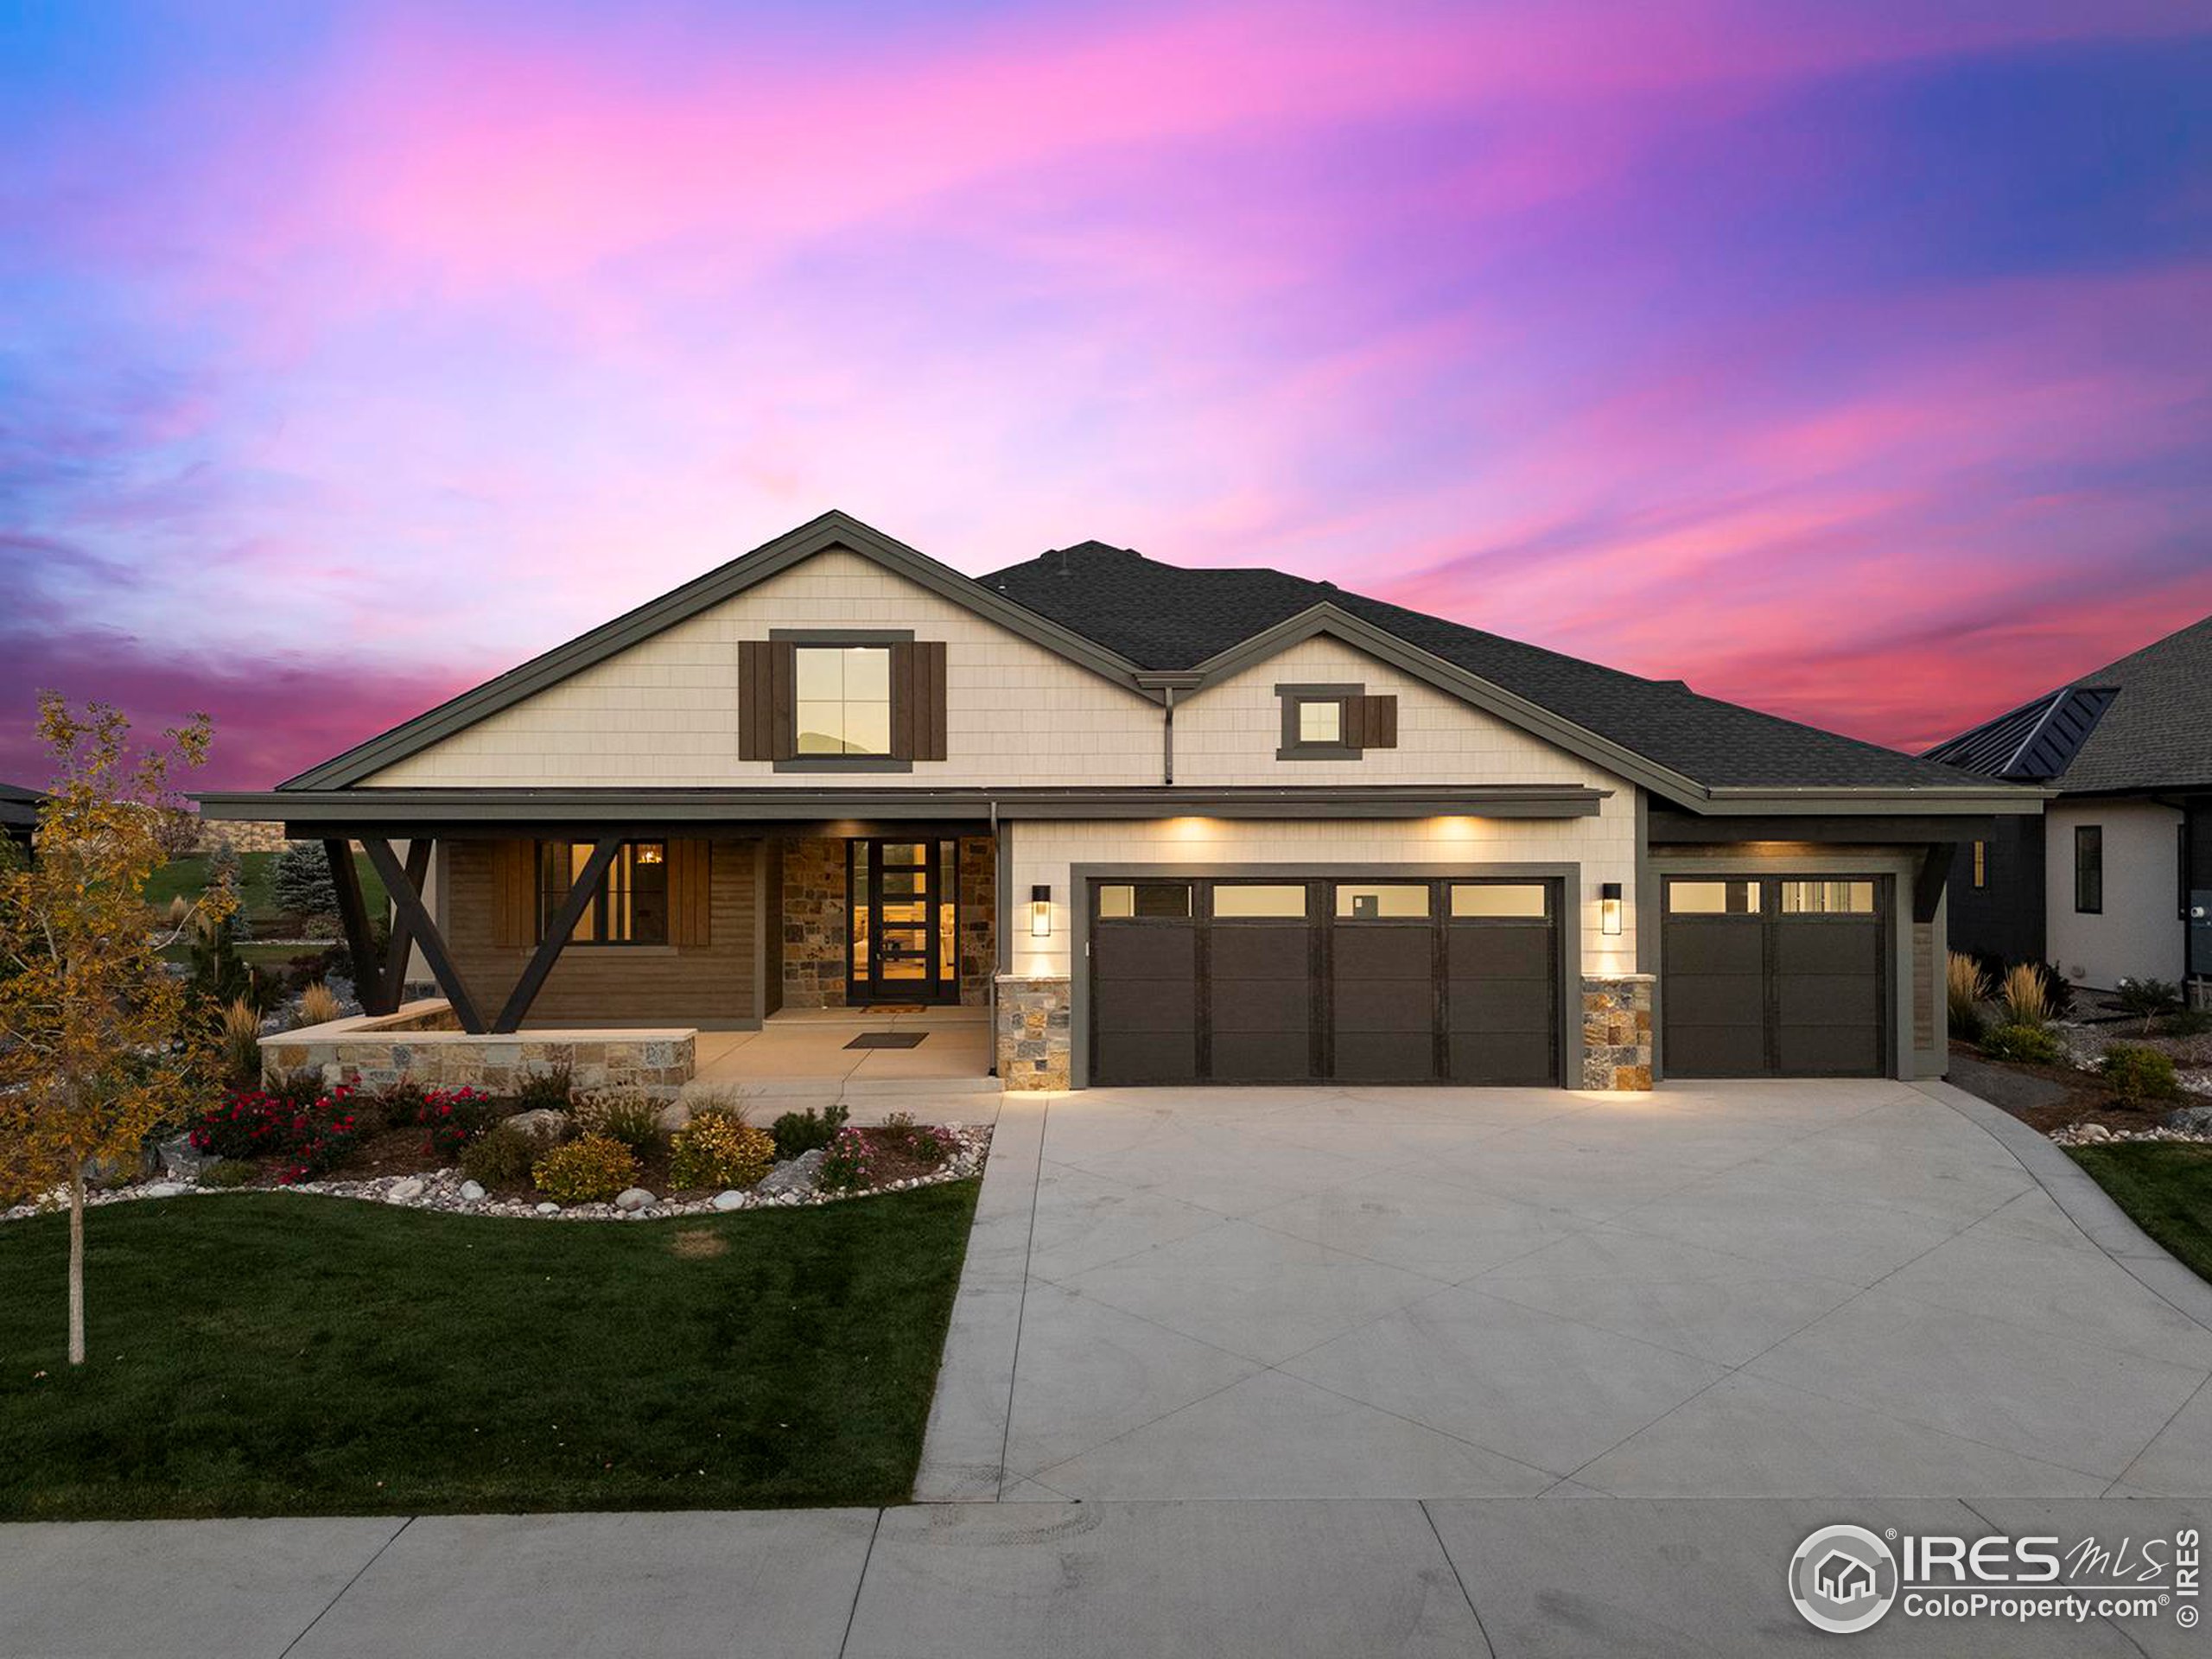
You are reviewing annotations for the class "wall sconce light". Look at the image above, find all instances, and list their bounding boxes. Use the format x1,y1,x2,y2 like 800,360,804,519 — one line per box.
1030,884,1052,938
1600,882,1624,936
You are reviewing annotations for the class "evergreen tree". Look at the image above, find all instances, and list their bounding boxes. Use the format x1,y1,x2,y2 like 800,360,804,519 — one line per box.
272,839,338,925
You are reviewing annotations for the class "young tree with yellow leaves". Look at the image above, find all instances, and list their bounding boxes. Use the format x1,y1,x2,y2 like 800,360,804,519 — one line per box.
0,696,229,1365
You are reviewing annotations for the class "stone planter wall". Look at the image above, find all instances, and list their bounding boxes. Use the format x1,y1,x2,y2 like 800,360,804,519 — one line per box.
995,975,1071,1091
263,1001,696,1100
1580,974,1655,1091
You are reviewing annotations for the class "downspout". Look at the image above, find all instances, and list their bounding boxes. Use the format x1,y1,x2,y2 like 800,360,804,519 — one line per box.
1163,686,1175,786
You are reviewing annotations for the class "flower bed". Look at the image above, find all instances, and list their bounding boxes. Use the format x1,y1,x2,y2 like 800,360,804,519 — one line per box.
3,1120,988,1224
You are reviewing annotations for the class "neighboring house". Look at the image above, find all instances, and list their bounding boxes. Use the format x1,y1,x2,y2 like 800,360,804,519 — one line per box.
1926,614,2212,995
200,511,2036,1092
0,783,41,858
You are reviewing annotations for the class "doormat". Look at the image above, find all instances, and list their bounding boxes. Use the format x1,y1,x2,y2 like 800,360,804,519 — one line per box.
845,1032,928,1050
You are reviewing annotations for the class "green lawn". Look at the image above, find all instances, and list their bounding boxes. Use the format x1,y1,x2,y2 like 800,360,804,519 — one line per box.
2069,1141,2212,1284
0,1184,977,1518
144,850,391,925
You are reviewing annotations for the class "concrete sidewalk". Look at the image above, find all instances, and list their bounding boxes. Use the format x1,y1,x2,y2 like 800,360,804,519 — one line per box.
9,1495,2202,1659
5,1496,2205,1657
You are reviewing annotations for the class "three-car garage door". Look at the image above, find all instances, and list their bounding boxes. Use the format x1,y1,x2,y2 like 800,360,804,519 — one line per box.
1089,876,1560,1087
1661,874,1889,1077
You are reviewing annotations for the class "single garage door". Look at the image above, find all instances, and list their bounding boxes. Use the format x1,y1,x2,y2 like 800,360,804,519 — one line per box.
1089,876,1560,1087
1661,875,1889,1077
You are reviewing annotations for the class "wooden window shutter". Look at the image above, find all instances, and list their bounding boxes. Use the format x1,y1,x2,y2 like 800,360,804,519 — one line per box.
887,640,945,762
768,642,796,760
1342,695,1367,750
492,839,534,948
918,639,947,761
739,640,781,762
669,840,712,947
890,641,918,760
1357,695,1398,749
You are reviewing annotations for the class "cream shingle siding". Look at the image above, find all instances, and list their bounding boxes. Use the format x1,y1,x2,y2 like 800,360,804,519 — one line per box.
1173,637,1596,787
364,550,1651,795
1007,788,1642,983
364,550,1162,787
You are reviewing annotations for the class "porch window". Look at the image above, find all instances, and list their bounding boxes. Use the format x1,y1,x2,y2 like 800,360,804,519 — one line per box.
795,645,892,755
537,840,670,944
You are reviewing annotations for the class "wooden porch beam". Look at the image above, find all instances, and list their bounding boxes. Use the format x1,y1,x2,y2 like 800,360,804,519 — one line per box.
376,839,434,1014
361,836,487,1034
323,839,385,1013
493,835,623,1034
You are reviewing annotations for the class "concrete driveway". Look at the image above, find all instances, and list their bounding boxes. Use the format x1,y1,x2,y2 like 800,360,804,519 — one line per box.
920,1078,2212,1502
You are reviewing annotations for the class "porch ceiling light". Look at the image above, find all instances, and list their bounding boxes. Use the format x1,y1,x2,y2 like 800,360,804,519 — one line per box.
1600,881,1624,937
1031,884,1052,938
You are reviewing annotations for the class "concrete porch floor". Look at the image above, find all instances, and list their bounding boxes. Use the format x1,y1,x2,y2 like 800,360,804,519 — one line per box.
690,1006,997,1117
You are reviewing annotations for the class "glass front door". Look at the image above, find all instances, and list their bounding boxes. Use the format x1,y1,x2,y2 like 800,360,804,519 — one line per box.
848,839,958,1004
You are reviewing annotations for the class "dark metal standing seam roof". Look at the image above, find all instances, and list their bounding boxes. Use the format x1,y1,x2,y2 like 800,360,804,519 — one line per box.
1925,613,2212,794
981,543,1999,791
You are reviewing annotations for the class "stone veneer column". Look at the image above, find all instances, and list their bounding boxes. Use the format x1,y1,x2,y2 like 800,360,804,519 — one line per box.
1580,973,1655,1091
995,975,1071,1090
957,836,996,1006
779,836,849,1008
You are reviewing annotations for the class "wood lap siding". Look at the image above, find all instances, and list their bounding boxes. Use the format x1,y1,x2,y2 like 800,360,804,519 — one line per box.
670,839,711,948
445,839,756,1027
491,841,533,947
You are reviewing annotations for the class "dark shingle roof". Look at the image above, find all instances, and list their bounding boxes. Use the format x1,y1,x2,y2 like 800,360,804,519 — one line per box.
0,784,42,830
1926,614,2212,794
982,543,1994,791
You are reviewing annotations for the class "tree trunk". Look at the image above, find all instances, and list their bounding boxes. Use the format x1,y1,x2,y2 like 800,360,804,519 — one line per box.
67,1161,86,1366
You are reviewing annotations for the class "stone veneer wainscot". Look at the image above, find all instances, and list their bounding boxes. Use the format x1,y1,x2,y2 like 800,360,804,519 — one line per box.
1580,974,1655,1091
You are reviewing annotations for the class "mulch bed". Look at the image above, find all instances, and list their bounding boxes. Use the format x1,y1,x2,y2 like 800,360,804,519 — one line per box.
1948,1039,2178,1136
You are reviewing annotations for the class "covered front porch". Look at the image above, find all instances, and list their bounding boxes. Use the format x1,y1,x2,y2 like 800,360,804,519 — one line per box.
198,788,1008,1094
696,1006,993,1089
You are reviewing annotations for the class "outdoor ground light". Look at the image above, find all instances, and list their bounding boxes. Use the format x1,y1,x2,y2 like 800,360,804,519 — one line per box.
1600,881,1624,935
1030,884,1052,937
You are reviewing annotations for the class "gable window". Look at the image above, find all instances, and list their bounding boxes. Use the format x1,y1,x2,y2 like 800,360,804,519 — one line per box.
1276,682,1395,760
1296,698,1344,746
537,840,669,944
2075,825,2103,914
795,645,892,755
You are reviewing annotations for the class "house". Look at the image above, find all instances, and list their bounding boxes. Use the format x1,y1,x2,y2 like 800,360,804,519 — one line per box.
198,511,2037,1095
0,783,41,858
1925,614,2211,995
1815,1552,1876,1603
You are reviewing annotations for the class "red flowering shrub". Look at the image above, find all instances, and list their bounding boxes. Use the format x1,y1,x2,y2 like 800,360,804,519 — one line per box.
187,1084,365,1184
416,1087,495,1160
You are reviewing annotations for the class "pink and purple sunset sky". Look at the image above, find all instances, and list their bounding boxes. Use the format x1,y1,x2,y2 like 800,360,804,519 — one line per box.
3,0,2209,789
